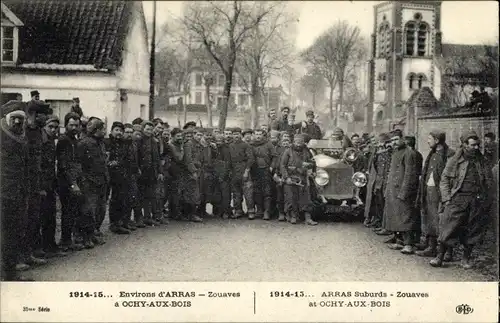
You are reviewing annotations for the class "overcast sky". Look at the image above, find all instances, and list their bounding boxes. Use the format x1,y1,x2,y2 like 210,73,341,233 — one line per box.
143,1,499,50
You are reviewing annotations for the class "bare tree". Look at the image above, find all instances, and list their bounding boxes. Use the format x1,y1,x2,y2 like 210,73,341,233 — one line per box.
235,3,298,127
180,1,277,129
299,68,327,110
302,20,366,126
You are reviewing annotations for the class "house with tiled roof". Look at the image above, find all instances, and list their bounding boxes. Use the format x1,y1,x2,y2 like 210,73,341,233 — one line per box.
1,0,150,129
366,1,498,134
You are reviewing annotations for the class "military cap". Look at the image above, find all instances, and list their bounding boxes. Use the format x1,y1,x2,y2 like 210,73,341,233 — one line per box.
429,130,446,143
194,127,206,133
305,110,314,117
333,127,344,135
72,97,80,103
111,121,125,131
390,129,403,138
141,120,154,128
232,127,242,133
1,100,27,118
132,117,143,125
242,128,253,136
378,132,391,142
87,118,105,134
124,123,133,129
30,90,40,97
171,128,183,137
460,130,479,143
183,121,197,129
45,115,60,125
281,106,290,112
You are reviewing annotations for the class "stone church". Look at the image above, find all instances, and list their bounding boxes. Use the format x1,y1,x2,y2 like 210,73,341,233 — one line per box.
365,1,498,133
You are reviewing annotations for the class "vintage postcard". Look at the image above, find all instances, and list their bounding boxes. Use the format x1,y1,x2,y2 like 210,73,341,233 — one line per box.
0,0,498,322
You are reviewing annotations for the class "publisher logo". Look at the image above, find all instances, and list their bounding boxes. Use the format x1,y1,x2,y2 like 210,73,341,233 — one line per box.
456,304,474,315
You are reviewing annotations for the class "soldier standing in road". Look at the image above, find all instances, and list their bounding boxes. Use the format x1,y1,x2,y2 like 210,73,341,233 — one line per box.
274,135,290,221
1,101,33,281
188,128,208,219
137,121,163,226
152,120,168,225
383,129,420,254
39,115,67,257
124,124,145,228
280,133,317,225
404,135,423,244
168,128,202,222
229,127,255,219
105,122,135,234
430,131,494,269
212,133,232,219
22,100,53,266
78,118,109,248
251,129,278,220
364,133,392,231
57,112,85,252
415,130,454,258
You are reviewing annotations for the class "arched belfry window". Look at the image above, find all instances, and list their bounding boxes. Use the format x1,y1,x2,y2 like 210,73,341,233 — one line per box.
407,73,416,89
405,13,430,57
417,73,427,89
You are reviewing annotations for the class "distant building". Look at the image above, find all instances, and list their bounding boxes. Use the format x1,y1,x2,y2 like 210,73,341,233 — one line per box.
1,1,150,129
366,1,497,132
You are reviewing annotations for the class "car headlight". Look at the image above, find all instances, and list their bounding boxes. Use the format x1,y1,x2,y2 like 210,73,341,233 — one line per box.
315,169,329,186
352,172,367,187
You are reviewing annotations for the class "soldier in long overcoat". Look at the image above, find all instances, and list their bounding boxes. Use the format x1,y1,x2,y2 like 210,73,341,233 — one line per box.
415,130,454,258
1,101,33,281
430,131,494,269
167,128,202,222
363,133,391,229
383,130,420,254
280,134,317,225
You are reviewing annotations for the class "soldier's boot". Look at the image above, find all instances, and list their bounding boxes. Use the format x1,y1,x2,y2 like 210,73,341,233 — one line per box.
255,204,264,219
83,232,95,249
363,217,371,227
304,212,318,225
247,209,255,220
263,198,272,220
443,247,454,262
461,245,474,269
415,236,429,251
278,212,286,222
290,211,298,224
416,237,437,257
429,243,447,267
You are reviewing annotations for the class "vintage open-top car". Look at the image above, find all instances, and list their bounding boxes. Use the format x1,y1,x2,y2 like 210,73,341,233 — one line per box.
307,139,367,220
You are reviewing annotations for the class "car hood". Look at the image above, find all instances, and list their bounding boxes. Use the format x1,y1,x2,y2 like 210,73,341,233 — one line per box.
313,154,343,168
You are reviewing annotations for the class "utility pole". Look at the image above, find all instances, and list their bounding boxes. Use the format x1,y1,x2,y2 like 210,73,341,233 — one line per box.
148,0,157,120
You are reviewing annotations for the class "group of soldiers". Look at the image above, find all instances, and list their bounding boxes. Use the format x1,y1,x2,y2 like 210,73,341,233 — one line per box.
0,97,326,281
1,91,497,281
362,128,498,269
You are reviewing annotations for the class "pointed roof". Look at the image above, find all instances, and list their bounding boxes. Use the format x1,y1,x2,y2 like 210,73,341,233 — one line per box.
2,0,137,71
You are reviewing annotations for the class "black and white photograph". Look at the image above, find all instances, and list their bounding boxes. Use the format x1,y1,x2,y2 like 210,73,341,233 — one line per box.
1,0,498,287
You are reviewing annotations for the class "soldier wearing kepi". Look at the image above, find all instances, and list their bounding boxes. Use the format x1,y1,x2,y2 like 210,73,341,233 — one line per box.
212,133,232,219
138,121,162,226
22,99,53,266
39,115,68,257
415,130,454,258
280,133,317,225
383,129,420,254
299,110,322,140
57,112,85,252
78,118,109,247
251,129,278,220
123,124,143,228
105,122,135,234
364,133,392,231
430,130,494,269
1,101,33,281
229,127,255,219
167,128,202,222
274,135,291,221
